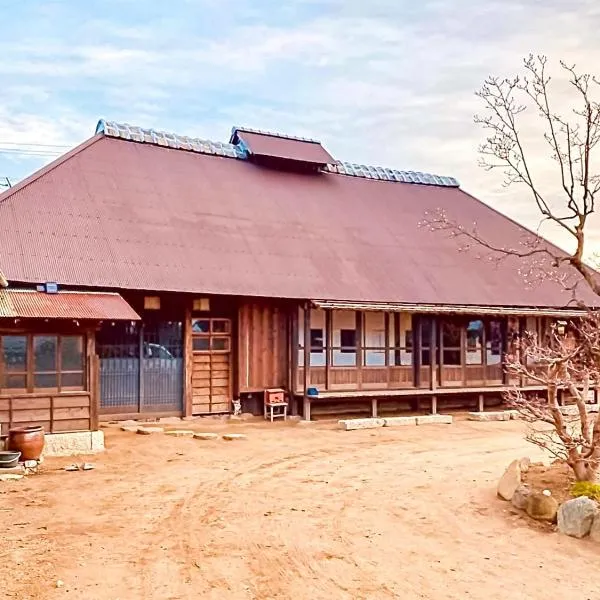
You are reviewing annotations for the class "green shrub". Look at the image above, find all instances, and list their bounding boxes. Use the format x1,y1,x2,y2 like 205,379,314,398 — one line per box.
571,481,600,501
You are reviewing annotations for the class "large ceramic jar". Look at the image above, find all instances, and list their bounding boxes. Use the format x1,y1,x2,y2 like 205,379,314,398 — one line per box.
8,426,45,461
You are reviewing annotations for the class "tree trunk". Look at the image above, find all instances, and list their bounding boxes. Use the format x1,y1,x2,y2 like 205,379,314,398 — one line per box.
569,447,600,482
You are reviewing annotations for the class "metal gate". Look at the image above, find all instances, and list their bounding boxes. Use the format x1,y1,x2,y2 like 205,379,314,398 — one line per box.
97,320,183,414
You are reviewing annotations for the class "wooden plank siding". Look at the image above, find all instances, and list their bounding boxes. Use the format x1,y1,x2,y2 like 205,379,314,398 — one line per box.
237,301,289,393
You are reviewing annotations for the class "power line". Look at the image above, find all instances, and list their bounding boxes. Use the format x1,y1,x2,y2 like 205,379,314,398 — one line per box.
0,148,62,157
0,141,70,149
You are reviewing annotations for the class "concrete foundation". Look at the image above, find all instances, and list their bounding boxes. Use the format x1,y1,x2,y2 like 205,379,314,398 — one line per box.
416,414,453,425
467,411,511,422
383,416,417,427
338,418,385,431
42,431,105,457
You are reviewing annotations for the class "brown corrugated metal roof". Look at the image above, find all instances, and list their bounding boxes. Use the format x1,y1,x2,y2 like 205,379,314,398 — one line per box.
232,128,335,165
0,290,140,320
0,127,595,310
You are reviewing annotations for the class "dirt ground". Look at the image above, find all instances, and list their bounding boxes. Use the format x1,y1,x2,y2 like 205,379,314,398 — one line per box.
2,417,599,600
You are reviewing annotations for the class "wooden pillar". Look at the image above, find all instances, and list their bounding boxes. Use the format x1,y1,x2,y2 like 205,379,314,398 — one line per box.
501,317,509,385
384,312,391,389
430,316,437,391
87,330,99,431
289,305,299,415
303,304,311,420
478,393,484,412
518,317,526,388
431,395,437,415
460,324,467,386
325,309,332,391
356,311,363,390
414,315,421,388
138,322,144,413
371,398,378,417
183,304,193,417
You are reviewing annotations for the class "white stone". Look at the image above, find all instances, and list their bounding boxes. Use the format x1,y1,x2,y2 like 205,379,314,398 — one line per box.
416,415,453,425
519,457,532,473
558,496,597,538
193,433,219,441
164,430,195,437
43,431,105,457
383,417,417,427
467,411,510,422
222,433,248,441
0,473,23,481
82,463,95,471
338,418,385,431
136,426,164,435
120,426,139,432
23,460,38,469
589,511,600,543
497,459,521,501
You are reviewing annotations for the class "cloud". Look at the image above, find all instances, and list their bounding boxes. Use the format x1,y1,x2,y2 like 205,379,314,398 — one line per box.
2,0,600,255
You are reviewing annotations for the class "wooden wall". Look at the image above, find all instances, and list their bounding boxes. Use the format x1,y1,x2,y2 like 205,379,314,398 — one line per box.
238,300,289,393
0,391,93,435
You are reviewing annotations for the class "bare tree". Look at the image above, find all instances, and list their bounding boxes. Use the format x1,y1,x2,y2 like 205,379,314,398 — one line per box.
422,54,600,295
506,318,600,481
421,55,600,481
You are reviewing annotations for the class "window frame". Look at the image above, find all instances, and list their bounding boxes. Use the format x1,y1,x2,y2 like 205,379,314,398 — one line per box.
0,332,86,394
191,318,232,354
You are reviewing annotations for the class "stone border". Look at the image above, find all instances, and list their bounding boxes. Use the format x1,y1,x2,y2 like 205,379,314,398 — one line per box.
338,415,453,430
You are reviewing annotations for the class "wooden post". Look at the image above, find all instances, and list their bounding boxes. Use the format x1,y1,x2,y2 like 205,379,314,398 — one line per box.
431,395,437,415
86,330,99,430
430,316,437,391
384,312,390,389
478,393,484,412
414,315,421,388
183,304,193,417
289,305,299,416
371,398,378,417
303,304,311,420
325,309,332,391
356,310,363,390
518,317,526,388
138,323,144,413
460,324,467,386
501,317,509,386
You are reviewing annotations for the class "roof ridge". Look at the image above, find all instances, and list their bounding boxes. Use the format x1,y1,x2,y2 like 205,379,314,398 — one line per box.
96,119,460,188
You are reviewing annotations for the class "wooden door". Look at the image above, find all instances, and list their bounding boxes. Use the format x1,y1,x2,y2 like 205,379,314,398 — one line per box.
191,318,232,414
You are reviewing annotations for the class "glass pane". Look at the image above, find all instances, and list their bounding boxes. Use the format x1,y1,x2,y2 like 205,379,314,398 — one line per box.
193,338,210,351
3,335,27,371
34,336,57,372
211,337,229,351
191,319,210,334
5,374,26,389
466,320,484,365
365,349,385,366
211,320,230,334
62,372,84,387
310,329,324,352
340,329,356,351
35,373,57,388
333,350,356,366
62,336,83,371
389,349,413,366
443,349,461,366
364,312,385,348
442,322,461,348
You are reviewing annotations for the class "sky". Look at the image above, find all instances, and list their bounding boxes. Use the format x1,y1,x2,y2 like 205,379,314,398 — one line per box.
2,0,600,253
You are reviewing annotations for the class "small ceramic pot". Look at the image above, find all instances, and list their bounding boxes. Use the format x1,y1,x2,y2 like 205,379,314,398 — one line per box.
8,426,45,461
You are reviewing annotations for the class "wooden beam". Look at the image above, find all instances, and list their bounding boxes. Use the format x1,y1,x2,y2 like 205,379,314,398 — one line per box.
460,322,467,387
518,317,526,388
384,312,390,389
289,304,299,414
478,393,484,412
501,317,509,386
87,331,99,431
303,303,311,420
183,303,193,417
431,395,437,415
414,315,421,388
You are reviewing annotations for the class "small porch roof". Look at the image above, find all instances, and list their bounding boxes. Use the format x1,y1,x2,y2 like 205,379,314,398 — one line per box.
311,300,587,318
0,289,140,320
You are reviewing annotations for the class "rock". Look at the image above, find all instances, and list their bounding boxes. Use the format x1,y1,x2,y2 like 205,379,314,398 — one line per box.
64,464,79,472
193,432,219,440
526,491,559,521
136,426,164,435
81,463,94,471
415,415,453,425
0,473,23,482
383,417,417,427
511,484,531,510
56,580,64,588
164,430,195,437
519,457,531,473
506,410,520,420
338,418,385,431
467,411,510,421
23,460,38,469
497,460,521,501
120,426,139,432
222,433,247,441
589,511,600,542
558,496,597,538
